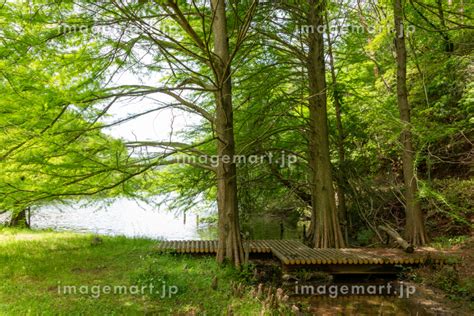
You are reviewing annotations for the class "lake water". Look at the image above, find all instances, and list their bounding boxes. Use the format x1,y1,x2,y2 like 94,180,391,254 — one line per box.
0,198,302,240
0,198,215,240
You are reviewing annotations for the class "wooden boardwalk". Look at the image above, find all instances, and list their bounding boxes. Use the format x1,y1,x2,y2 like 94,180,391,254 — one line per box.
155,240,453,268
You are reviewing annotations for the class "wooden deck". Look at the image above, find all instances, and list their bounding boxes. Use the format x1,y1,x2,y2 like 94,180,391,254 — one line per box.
155,239,454,269
155,240,272,254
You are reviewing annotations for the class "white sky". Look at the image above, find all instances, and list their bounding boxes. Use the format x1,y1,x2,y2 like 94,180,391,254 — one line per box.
103,98,200,142
99,56,202,142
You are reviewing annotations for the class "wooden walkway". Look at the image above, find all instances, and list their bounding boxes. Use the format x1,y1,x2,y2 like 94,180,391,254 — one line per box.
155,240,453,267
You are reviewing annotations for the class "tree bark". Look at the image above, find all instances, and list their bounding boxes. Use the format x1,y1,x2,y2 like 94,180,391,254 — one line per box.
394,0,428,246
306,0,345,248
9,208,30,228
325,12,349,244
211,0,244,267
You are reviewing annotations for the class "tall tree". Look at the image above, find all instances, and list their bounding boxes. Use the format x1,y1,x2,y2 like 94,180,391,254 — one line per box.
394,0,428,245
306,0,345,248
211,0,244,266
325,9,348,243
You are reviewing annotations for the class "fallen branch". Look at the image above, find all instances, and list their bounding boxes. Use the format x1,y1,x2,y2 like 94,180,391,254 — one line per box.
378,225,414,253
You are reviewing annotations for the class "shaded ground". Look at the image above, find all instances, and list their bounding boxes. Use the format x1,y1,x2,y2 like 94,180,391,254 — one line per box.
405,236,474,315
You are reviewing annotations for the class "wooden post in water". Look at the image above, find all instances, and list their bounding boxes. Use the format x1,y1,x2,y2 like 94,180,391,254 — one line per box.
280,222,284,239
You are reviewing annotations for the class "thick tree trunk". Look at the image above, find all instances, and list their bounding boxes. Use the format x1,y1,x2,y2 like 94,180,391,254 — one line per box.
9,208,30,228
306,0,345,248
211,0,244,267
394,0,428,246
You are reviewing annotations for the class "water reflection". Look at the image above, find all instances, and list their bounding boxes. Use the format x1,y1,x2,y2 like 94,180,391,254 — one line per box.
301,295,429,315
0,198,302,241
1,198,216,240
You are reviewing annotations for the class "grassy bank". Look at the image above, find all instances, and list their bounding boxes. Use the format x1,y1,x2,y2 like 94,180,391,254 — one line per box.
407,236,474,312
0,228,261,315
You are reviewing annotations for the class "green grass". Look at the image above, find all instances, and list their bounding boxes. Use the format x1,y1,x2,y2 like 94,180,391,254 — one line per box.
0,228,262,315
429,235,469,249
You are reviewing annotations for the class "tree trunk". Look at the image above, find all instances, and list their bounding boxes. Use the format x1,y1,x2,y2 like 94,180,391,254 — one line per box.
394,0,428,246
211,0,244,267
325,12,349,245
306,0,345,248
9,208,31,228
436,0,454,52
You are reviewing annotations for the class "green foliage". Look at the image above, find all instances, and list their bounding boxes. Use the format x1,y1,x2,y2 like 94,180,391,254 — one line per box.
0,0,472,241
421,179,474,236
426,266,474,301
430,236,470,249
355,229,375,247
236,262,258,283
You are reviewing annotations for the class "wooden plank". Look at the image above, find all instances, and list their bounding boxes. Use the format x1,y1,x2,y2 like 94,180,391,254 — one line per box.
154,240,453,271
325,249,347,264
296,247,315,264
267,240,291,265
298,247,323,264
313,249,333,264
277,240,295,262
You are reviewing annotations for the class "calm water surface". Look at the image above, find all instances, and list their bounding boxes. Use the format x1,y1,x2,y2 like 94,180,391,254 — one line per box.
0,198,301,240
1,198,215,240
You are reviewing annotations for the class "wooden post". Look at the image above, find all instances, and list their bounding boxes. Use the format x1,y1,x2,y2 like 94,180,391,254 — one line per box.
302,224,306,241
27,207,31,227
244,238,249,264
183,212,186,225
280,222,284,240
378,225,414,253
